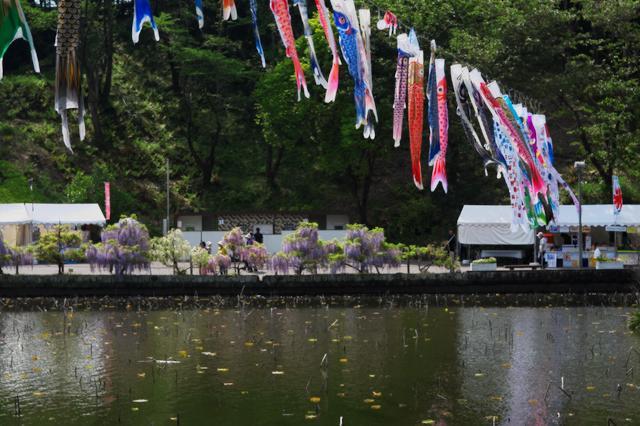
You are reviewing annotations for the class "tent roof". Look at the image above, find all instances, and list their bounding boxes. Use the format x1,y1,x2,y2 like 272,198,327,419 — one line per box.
554,204,640,227
457,205,640,228
0,203,106,225
0,204,31,225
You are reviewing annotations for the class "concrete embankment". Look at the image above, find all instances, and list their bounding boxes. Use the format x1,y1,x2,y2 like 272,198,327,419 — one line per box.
0,269,637,297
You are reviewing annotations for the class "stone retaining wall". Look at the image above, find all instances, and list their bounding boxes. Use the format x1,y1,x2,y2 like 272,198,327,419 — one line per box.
0,269,637,297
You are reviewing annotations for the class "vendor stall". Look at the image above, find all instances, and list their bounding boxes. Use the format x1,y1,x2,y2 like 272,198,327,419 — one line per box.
457,204,640,266
0,203,106,246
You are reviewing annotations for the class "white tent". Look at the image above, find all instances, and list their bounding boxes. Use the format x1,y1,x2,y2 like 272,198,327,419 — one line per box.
0,203,106,226
553,204,640,227
0,204,31,225
457,205,534,245
457,204,640,245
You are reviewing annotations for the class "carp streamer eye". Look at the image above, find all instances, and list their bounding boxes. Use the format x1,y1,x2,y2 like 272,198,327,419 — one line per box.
438,86,444,93
339,16,345,24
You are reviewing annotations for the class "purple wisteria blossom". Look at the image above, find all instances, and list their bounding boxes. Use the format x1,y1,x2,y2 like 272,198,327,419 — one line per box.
86,217,151,275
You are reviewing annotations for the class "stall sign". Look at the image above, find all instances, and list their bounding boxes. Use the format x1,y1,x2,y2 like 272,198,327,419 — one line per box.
605,225,627,232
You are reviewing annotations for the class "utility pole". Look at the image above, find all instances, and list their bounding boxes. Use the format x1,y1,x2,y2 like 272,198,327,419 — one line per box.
574,161,585,268
165,158,170,235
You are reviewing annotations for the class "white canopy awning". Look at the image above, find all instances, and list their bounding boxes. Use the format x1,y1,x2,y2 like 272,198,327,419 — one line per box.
0,204,31,225
457,205,534,245
0,203,106,226
553,204,640,227
457,204,640,245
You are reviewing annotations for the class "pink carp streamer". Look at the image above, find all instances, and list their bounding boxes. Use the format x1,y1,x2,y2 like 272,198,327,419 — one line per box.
392,33,411,147
270,0,309,101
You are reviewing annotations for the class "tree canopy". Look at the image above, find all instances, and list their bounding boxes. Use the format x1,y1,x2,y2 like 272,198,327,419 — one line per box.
1,0,637,243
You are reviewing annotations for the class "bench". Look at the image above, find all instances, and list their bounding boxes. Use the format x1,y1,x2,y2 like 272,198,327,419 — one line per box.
505,264,541,271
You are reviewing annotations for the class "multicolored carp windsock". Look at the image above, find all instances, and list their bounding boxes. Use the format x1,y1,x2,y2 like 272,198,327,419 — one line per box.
464,68,502,171
0,0,39,79
195,0,204,29
407,32,424,189
55,0,85,152
493,119,528,231
222,0,237,21
450,64,496,171
358,8,377,139
249,0,266,67
132,0,159,44
331,0,376,137
314,0,340,102
375,10,397,37
392,33,412,147
425,42,449,193
613,175,623,215
294,0,327,88
271,0,309,101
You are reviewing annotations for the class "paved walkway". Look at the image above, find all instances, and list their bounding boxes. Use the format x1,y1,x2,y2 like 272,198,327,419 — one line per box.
1,262,466,276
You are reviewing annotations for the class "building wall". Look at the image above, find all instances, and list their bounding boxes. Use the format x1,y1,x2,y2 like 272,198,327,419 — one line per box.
326,214,349,230
178,215,203,232
182,230,347,254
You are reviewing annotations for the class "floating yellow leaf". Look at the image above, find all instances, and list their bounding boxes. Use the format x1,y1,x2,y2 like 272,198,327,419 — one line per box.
371,404,381,410
489,395,503,401
217,368,229,372
132,399,148,403
131,407,139,412
363,398,375,404
528,399,538,406
421,421,435,425
339,358,348,363
336,392,346,397
272,371,285,375
178,350,188,358
586,385,596,391
501,363,511,369
137,372,146,378
244,342,254,347
201,352,216,357
32,355,38,361
223,382,234,386
33,391,45,397
372,391,382,397
304,414,317,420
309,396,321,403
308,338,318,343
474,373,485,377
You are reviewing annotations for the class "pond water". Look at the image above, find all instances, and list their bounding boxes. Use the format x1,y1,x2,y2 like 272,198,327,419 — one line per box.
0,295,638,425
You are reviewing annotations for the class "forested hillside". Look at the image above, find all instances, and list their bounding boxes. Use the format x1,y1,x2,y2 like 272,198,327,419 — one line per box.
1,0,638,242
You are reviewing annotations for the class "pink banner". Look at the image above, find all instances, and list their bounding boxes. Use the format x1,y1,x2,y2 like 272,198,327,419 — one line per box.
104,182,111,221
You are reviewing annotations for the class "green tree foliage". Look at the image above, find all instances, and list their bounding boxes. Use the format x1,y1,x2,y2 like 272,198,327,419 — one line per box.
150,229,192,274
34,225,83,274
0,0,637,243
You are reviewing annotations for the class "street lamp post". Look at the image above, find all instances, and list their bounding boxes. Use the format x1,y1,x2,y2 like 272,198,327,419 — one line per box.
574,161,585,268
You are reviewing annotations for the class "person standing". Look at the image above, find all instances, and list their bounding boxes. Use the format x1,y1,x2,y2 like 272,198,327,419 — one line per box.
254,227,264,244
537,232,547,268
446,230,457,260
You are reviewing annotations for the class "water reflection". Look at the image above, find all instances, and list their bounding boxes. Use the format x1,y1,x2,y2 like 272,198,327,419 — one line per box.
0,297,636,425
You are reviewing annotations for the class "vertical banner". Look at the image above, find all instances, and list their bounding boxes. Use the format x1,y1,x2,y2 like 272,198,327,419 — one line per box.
612,175,622,216
104,182,111,221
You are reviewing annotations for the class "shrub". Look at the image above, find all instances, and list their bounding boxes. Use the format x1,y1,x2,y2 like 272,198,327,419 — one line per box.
279,222,327,274
86,217,150,275
336,224,401,273
34,225,82,274
472,257,496,264
150,229,192,274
